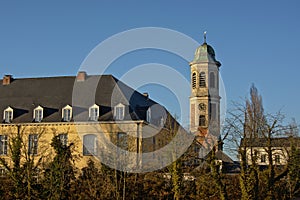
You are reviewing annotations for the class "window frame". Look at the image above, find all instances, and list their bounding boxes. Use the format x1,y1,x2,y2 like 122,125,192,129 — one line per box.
199,72,206,88
89,104,99,121
3,107,13,123
33,106,43,122
114,103,125,120
274,154,280,164
62,105,72,122
28,134,38,155
0,135,8,156
209,72,216,88
192,72,197,89
83,134,97,156
261,154,267,163
146,107,151,123
58,133,68,146
199,115,206,126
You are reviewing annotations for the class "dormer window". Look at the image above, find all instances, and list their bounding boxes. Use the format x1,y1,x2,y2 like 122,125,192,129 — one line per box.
146,108,151,123
89,104,99,121
33,106,43,122
62,105,72,122
114,103,125,120
3,107,13,123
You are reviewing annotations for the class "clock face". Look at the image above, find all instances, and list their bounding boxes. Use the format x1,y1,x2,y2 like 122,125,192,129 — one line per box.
198,103,206,110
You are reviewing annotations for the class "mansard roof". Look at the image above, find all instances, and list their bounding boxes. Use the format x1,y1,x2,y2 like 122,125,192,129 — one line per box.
0,74,166,123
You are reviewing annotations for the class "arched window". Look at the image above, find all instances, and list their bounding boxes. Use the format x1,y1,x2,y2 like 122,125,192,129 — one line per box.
83,134,97,155
199,72,206,87
199,115,206,126
192,72,196,89
209,72,215,88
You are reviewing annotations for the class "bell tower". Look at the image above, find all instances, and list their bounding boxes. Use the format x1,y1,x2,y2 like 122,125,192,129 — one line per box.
189,33,221,145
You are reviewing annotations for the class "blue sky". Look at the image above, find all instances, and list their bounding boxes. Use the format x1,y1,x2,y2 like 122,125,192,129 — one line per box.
1,0,300,130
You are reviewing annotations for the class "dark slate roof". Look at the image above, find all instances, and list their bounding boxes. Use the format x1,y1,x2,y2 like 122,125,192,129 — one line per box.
215,150,234,163
0,75,167,124
240,137,300,148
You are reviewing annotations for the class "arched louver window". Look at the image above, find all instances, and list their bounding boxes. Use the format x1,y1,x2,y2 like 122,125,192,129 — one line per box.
192,72,196,89
209,72,215,88
199,72,206,88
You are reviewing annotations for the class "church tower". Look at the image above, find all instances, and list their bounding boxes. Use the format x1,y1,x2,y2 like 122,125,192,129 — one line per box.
189,33,221,145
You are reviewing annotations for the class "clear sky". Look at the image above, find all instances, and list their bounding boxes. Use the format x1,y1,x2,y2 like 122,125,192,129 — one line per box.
1,0,300,130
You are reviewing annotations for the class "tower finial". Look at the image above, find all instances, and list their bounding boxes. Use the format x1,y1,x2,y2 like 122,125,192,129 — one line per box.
204,31,207,43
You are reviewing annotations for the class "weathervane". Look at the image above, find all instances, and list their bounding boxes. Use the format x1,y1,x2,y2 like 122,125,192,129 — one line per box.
204,31,207,43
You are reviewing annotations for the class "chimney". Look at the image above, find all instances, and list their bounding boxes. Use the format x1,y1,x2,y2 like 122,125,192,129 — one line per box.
76,71,87,81
3,75,12,85
143,92,149,99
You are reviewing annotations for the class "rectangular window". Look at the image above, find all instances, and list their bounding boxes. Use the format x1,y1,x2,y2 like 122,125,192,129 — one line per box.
115,107,124,120
199,115,206,126
59,133,68,146
28,134,38,155
34,110,43,122
275,155,280,164
261,154,266,163
209,103,217,121
90,108,99,121
83,134,97,155
63,109,71,122
117,132,128,150
4,111,12,123
0,135,8,155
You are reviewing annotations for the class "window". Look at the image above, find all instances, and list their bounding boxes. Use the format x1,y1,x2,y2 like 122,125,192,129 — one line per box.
209,72,215,88
33,106,43,122
3,107,13,123
275,155,280,164
117,132,128,150
59,133,68,146
0,135,8,155
89,104,99,121
160,117,165,127
199,115,206,126
209,103,217,121
261,154,266,163
114,103,125,120
0,168,6,177
83,134,97,155
62,105,72,122
146,108,151,123
28,134,38,155
192,72,196,89
199,72,206,87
